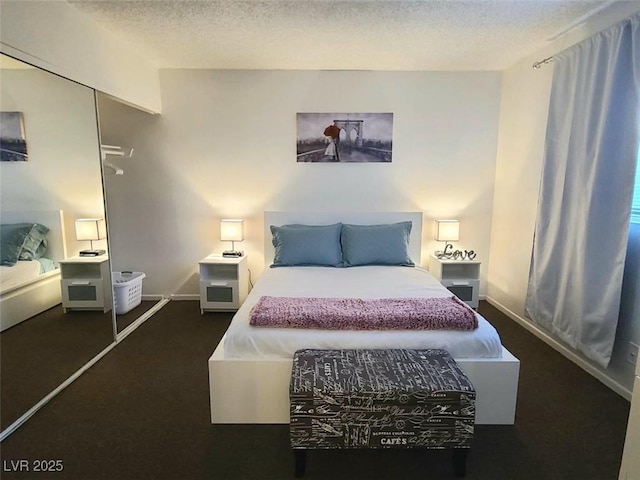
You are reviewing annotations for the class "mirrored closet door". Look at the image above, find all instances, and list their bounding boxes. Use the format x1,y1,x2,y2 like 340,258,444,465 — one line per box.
96,93,163,334
0,53,116,433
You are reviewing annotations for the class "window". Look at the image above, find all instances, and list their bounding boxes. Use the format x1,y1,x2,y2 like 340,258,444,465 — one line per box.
633,146,640,224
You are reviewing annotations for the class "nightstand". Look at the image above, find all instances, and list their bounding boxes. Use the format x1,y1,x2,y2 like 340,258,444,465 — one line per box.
199,255,249,313
428,255,480,309
59,256,112,313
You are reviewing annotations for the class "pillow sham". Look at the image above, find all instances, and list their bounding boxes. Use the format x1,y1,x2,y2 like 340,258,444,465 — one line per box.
341,221,414,267
0,222,49,266
271,223,343,267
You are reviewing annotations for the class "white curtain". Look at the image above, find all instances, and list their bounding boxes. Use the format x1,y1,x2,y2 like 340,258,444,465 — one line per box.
525,14,640,368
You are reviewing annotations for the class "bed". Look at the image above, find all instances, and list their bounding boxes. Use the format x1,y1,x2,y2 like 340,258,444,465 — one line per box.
208,212,520,425
1,210,68,332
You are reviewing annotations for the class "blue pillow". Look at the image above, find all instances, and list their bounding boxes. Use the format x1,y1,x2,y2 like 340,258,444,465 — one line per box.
341,221,414,267
271,223,343,267
0,223,49,266
19,224,49,260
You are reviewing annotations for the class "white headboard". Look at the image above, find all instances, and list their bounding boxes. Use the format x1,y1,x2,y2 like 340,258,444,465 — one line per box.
264,211,423,266
1,210,68,262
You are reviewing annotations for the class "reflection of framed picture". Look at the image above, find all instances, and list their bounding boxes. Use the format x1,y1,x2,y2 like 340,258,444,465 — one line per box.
0,112,28,162
296,112,393,163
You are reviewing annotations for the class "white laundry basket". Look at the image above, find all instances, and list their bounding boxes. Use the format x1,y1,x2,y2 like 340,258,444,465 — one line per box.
112,271,146,314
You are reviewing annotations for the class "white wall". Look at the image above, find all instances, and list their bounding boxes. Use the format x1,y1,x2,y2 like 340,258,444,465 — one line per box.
0,68,107,255
98,69,502,296
487,56,552,316
488,3,640,395
0,1,161,113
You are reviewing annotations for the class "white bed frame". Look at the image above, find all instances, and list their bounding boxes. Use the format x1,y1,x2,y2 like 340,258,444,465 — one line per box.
0,210,68,332
209,212,520,425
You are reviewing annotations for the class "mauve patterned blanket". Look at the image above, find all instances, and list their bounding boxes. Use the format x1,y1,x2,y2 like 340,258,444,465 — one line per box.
249,295,478,331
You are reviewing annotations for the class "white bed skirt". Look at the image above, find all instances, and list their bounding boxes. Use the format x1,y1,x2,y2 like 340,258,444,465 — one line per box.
208,335,520,425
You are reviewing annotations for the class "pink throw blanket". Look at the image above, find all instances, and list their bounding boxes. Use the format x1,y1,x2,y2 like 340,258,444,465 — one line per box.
249,295,478,331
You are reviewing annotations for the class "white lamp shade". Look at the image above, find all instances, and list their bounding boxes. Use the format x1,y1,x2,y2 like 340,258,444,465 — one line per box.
75,218,106,241
220,219,244,242
435,219,460,242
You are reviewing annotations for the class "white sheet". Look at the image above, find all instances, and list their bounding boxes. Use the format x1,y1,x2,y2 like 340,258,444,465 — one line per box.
0,261,43,294
223,266,502,359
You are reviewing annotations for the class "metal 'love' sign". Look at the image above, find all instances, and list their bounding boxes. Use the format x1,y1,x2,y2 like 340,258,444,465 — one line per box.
436,243,477,260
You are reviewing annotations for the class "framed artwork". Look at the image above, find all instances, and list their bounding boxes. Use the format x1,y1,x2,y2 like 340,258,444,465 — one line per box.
0,112,28,162
296,113,393,163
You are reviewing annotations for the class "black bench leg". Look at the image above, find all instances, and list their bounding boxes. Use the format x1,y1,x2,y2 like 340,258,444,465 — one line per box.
452,449,468,477
294,449,307,477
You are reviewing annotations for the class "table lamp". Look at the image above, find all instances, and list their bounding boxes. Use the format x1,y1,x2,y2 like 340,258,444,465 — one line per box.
76,218,107,256
435,219,459,258
221,219,244,257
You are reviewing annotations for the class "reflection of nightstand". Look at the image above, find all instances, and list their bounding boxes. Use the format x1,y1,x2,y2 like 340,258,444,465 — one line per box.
199,255,249,313
428,255,480,309
60,256,112,313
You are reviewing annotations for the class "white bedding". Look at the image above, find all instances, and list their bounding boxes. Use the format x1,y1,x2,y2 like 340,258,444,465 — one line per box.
0,261,43,294
223,266,502,359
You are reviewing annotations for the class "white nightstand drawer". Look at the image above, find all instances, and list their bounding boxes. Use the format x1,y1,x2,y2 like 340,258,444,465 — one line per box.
441,279,479,308
200,280,240,310
61,279,105,309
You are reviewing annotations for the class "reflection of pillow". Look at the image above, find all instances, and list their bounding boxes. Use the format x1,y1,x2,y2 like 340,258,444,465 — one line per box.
341,222,414,267
0,223,49,266
271,223,343,267
19,225,49,260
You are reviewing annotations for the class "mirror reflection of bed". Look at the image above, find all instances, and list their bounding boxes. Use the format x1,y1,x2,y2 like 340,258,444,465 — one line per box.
0,211,114,431
0,51,117,436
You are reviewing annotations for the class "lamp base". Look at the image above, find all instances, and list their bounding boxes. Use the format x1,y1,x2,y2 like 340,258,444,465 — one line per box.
222,250,243,258
79,249,106,257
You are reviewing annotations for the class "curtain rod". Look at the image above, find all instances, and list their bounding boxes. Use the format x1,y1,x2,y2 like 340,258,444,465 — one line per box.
532,56,554,69
547,0,618,41
532,0,618,70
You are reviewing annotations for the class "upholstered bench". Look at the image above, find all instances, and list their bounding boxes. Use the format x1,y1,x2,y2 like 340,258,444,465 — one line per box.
289,349,475,477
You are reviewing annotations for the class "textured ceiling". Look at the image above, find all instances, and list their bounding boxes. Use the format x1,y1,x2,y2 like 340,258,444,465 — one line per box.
69,0,614,71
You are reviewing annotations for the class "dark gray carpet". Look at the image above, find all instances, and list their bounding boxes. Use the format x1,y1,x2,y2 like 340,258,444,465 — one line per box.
0,301,630,479
1,299,161,430
116,300,161,332
0,305,114,431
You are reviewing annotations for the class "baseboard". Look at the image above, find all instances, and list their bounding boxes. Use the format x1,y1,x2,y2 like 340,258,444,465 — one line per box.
485,296,632,401
169,294,200,301
141,294,164,302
